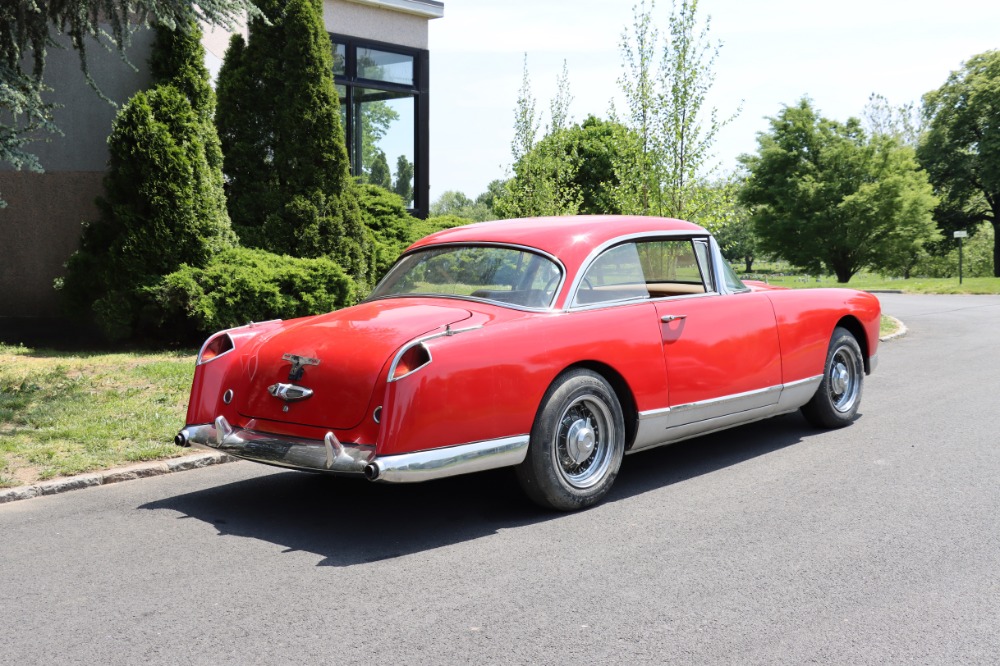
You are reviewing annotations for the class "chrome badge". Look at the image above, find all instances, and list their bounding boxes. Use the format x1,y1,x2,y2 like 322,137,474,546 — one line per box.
267,383,314,402
282,353,320,381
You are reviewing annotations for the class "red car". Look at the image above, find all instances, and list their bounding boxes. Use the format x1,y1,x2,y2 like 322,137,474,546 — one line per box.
176,216,880,510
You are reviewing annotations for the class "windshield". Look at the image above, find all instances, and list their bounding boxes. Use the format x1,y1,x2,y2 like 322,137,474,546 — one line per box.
369,245,563,309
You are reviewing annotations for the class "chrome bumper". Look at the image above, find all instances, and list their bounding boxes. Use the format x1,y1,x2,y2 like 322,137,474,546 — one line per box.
175,417,529,483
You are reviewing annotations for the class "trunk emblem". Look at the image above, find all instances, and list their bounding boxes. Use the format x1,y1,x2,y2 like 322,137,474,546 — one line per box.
282,353,320,381
268,383,314,402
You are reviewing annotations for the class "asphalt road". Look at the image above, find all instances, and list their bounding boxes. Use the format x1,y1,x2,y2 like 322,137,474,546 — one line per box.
2,294,999,665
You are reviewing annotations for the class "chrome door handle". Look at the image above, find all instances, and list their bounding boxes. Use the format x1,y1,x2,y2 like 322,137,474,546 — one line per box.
660,314,687,322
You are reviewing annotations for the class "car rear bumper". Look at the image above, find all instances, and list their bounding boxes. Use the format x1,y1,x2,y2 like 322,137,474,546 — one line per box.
175,418,529,483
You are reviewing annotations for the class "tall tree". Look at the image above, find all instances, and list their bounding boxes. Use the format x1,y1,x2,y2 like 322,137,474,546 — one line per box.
613,0,737,223
393,155,414,204
0,0,259,206
549,60,573,133
740,99,939,283
216,0,367,278
510,53,539,163
918,50,1000,276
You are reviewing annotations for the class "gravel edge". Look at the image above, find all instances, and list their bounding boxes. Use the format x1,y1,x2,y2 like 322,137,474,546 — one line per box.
0,452,237,505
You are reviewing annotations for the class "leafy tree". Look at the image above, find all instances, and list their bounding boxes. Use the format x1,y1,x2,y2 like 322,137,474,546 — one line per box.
740,99,939,283
495,116,635,218
394,155,414,204
430,190,493,222
549,60,573,133
0,0,259,206
613,0,737,221
216,0,366,277
369,151,392,189
862,93,922,148
918,50,1000,276
511,54,540,163
494,57,584,219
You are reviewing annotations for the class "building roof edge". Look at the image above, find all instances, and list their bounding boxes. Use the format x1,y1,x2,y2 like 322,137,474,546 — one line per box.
342,0,444,19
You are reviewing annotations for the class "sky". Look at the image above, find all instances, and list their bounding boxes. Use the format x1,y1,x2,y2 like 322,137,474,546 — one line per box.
426,0,1000,203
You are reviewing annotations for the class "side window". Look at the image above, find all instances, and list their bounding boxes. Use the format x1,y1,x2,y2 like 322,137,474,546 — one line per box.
573,242,649,306
720,259,750,293
638,238,711,298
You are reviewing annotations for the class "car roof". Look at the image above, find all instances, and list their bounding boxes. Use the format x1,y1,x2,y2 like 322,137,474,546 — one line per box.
409,215,708,268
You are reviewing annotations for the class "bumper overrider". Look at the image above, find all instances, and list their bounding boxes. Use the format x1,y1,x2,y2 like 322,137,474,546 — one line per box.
175,417,529,483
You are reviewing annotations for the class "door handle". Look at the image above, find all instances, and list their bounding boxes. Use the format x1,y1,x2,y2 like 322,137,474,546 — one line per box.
660,314,687,322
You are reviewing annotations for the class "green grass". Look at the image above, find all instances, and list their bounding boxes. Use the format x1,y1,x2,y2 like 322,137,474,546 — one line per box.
879,315,899,338
745,273,1000,295
0,344,195,488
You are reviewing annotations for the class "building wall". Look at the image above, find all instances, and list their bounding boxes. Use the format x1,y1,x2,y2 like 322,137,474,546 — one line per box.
326,0,430,49
0,29,154,321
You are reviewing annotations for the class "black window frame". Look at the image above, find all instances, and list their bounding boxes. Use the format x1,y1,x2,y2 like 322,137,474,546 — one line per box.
331,33,430,219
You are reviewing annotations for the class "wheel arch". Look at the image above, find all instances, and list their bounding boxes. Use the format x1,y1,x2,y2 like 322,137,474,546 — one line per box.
557,361,639,451
834,315,872,374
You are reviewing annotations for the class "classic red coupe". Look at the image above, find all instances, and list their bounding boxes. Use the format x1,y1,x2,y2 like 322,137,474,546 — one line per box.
176,216,880,510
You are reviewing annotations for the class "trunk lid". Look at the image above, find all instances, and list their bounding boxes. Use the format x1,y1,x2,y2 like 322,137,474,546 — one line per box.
237,300,472,430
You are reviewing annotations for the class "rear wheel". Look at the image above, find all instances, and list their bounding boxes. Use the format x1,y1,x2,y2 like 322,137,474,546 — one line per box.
801,326,864,428
516,369,625,511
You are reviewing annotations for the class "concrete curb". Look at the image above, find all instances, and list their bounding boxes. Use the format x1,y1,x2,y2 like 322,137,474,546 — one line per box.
0,452,237,505
879,315,908,342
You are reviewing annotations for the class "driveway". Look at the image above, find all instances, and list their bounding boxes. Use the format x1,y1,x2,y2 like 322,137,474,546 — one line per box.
2,294,999,664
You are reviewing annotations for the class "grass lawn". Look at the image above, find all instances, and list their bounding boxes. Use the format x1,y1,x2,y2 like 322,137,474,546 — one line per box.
0,344,195,488
748,273,1000,295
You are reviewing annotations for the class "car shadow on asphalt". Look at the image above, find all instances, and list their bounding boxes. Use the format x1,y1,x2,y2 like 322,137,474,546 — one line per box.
140,411,817,567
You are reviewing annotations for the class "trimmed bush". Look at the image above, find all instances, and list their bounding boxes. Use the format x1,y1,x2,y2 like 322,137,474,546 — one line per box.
151,247,356,337
59,85,235,340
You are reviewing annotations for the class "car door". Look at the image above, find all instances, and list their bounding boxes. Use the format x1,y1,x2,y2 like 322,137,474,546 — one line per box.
641,237,783,428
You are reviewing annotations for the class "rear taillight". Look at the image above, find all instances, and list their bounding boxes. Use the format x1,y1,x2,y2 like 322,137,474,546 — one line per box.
389,343,431,381
197,333,234,364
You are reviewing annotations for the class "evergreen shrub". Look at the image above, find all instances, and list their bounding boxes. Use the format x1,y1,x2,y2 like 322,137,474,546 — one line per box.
152,247,356,336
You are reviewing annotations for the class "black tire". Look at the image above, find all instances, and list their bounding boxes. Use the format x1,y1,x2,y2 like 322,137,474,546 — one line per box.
801,326,864,428
516,369,626,511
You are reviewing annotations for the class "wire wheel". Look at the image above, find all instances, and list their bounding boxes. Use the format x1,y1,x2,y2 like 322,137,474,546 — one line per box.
553,396,616,489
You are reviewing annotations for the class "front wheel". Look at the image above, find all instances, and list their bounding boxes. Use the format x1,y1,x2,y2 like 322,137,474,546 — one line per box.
801,326,864,428
516,369,626,511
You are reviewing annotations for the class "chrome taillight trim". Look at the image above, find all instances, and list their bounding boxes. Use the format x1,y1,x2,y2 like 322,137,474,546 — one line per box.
196,332,235,365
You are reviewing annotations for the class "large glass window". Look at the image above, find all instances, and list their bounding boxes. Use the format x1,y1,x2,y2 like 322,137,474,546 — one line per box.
331,35,429,217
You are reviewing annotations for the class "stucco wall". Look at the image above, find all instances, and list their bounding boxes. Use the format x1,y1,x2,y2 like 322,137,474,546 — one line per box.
326,0,430,49
0,29,153,320
0,171,103,318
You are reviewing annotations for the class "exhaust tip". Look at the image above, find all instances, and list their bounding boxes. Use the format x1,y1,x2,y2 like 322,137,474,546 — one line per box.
175,431,190,447
363,462,380,481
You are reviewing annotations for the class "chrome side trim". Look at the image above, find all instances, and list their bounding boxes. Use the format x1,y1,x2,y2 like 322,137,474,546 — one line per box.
776,375,823,411
668,384,782,427
179,422,376,474
366,435,529,483
632,375,823,452
868,352,879,374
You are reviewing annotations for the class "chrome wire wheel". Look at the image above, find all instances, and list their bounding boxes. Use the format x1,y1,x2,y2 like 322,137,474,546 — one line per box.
829,343,861,413
801,326,864,429
552,396,615,489
516,369,626,510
